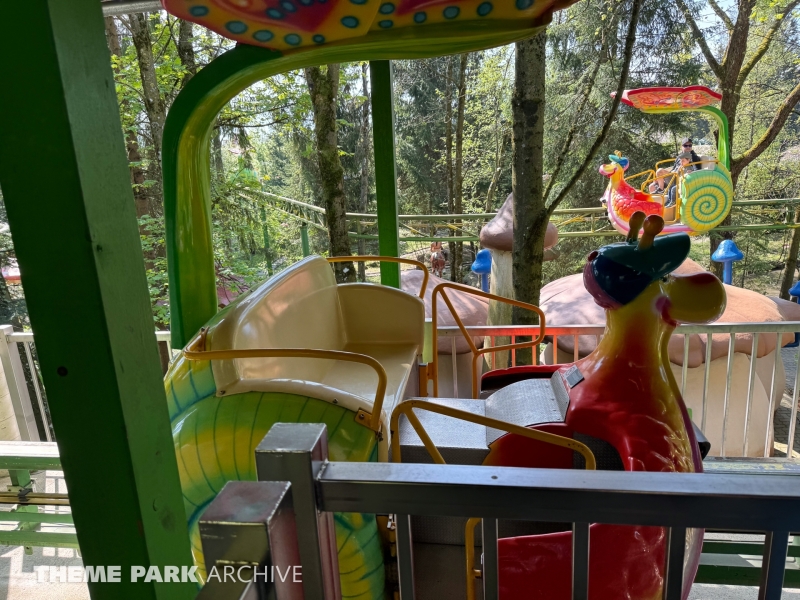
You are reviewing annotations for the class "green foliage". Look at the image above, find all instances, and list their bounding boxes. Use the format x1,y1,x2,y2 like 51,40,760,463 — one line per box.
16,4,790,333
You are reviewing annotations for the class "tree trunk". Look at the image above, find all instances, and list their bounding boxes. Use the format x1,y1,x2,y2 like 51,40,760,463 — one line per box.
512,31,549,364
485,133,508,213
305,64,355,283
453,53,468,282
177,20,197,85
106,17,150,222
780,209,800,299
445,57,455,281
237,127,254,169
127,13,167,210
357,63,371,282
211,125,224,181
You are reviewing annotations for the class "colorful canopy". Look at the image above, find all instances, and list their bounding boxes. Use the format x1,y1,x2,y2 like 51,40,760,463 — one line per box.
617,86,722,112
160,0,578,52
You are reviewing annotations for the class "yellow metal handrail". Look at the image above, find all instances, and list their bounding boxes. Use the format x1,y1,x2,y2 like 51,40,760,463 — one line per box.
389,399,596,467
389,399,596,600
184,330,387,432
326,255,429,299
624,168,655,188
430,282,546,398
465,517,482,600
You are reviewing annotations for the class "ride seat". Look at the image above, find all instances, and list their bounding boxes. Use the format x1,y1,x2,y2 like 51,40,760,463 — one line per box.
699,154,716,170
205,255,424,427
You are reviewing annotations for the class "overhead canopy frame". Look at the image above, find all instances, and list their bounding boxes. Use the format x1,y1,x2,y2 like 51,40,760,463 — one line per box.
161,0,578,348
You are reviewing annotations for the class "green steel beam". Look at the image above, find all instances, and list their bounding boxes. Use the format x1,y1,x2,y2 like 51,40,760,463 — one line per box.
696,562,800,587
164,30,544,349
702,540,800,557
0,531,79,548
0,1,194,598
300,223,311,257
369,60,401,288
0,511,75,525
260,208,273,276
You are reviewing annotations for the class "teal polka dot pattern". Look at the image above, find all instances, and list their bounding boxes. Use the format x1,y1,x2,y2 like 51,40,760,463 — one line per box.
266,8,283,18
477,1,492,15
516,0,533,8
379,19,393,27
253,29,274,41
284,33,301,45
443,6,459,18
225,21,247,33
379,2,394,13
349,0,367,4
280,0,297,11
313,34,325,43
189,5,208,16
341,15,359,27
413,11,427,22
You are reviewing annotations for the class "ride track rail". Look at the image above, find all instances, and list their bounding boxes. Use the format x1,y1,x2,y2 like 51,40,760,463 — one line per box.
241,190,800,243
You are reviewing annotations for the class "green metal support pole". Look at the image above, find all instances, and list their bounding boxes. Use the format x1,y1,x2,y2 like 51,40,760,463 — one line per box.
260,208,273,276
369,60,401,288
301,223,311,257
0,2,194,598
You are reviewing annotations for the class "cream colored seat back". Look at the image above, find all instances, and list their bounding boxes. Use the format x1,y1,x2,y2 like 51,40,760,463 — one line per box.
699,155,716,170
209,256,346,393
204,256,425,447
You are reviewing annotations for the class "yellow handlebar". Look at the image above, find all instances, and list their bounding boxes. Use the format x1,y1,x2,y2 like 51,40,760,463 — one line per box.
430,282,546,398
390,399,596,468
184,330,387,433
326,255,429,299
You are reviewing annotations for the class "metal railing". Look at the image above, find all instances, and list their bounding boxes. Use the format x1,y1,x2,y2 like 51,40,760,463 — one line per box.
3,322,798,460
0,329,172,442
196,422,800,600
248,189,800,243
433,322,800,459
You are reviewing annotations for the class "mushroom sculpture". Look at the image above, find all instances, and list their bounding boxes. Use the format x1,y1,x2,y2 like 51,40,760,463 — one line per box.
480,193,558,366
711,239,744,285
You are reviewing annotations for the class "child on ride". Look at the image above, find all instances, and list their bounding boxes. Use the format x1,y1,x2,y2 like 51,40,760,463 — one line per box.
649,137,702,197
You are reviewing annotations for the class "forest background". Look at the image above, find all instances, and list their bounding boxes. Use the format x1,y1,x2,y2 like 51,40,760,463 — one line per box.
0,0,798,329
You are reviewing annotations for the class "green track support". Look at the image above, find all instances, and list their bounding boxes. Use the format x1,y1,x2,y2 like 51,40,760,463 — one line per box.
0,1,194,598
301,223,311,257
260,208,273,276
369,60,401,288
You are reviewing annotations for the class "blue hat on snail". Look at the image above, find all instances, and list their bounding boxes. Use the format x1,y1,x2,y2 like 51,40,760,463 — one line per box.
608,152,630,170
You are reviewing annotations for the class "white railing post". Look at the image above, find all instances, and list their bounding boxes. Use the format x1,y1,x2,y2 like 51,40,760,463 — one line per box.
0,325,39,441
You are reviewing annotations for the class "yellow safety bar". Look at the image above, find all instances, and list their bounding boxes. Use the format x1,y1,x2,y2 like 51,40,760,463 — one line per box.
389,399,596,600
623,169,655,189
430,282,546,398
389,399,596,467
326,255,429,299
465,517,482,600
184,329,387,433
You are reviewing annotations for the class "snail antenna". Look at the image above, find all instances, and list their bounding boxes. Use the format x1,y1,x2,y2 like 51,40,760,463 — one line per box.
638,215,664,250
626,211,646,243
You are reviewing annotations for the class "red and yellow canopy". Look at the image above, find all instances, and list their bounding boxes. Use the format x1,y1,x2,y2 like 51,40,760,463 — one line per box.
161,0,577,52
617,86,722,112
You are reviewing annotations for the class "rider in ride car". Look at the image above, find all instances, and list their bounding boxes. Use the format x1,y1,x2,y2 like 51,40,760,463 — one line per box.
650,138,702,195
665,151,697,207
